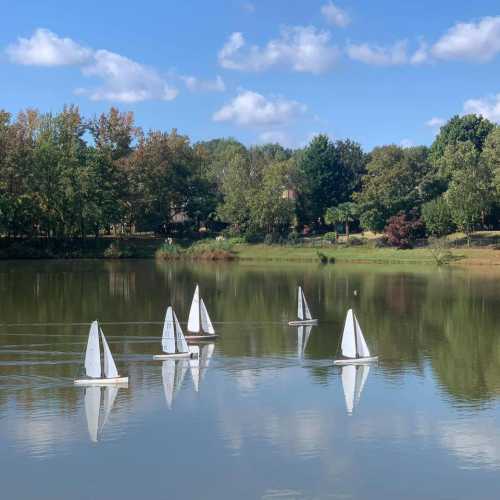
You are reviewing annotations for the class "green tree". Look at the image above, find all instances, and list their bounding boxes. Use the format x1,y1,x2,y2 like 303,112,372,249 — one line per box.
324,202,358,239
421,197,455,237
430,114,494,167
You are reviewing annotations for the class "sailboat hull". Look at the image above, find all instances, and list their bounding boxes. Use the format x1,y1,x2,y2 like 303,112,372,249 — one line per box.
288,319,318,326
74,376,129,386
153,352,193,360
186,334,218,341
333,356,378,365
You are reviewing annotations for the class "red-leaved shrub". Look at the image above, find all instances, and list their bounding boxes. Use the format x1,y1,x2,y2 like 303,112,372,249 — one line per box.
384,212,424,249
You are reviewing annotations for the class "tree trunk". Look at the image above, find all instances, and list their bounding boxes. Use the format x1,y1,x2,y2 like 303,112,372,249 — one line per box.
345,221,350,240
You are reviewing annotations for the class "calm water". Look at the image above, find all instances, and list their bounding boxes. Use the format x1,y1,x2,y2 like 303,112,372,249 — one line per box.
1,260,500,500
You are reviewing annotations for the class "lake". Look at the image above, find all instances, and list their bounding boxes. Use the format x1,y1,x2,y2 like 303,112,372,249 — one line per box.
1,259,500,500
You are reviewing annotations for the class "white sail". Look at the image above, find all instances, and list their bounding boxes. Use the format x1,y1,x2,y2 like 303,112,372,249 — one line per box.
100,330,119,379
200,343,215,382
85,386,101,442
189,345,200,392
187,285,200,333
200,299,215,334
341,309,356,359
162,307,176,354
341,365,356,414
297,287,304,320
354,314,371,358
84,321,101,378
173,310,189,353
102,386,118,428
297,325,313,357
301,289,313,320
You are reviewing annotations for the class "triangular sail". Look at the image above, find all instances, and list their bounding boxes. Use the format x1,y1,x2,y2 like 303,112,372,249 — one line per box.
85,386,101,442
187,285,200,333
189,345,200,392
100,330,119,379
200,299,215,334
162,307,176,354
102,386,118,428
341,365,356,414
301,289,313,320
340,309,356,359
297,287,304,320
173,310,189,353
84,321,101,378
354,314,371,357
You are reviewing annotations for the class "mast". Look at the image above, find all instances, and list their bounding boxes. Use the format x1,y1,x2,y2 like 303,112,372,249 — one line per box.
353,310,359,358
198,289,202,334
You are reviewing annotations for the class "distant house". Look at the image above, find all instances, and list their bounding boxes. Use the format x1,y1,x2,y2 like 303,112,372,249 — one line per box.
172,210,189,223
281,188,297,201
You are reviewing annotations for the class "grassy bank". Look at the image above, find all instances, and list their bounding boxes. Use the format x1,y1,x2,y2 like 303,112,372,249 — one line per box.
1,232,499,266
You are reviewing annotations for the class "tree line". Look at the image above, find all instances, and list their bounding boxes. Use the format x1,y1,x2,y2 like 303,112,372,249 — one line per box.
0,106,499,245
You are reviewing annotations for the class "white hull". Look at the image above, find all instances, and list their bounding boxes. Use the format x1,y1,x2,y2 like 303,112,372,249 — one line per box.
186,334,218,341
333,356,378,365
74,376,129,386
153,352,193,360
288,319,318,326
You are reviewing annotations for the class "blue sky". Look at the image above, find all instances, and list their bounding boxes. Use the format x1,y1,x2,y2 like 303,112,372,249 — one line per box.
1,0,499,150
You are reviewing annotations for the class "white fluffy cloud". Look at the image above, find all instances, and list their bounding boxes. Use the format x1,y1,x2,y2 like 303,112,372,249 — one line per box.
213,90,306,127
321,2,350,27
6,28,92,66
463,94,500,122
181,75,225,92
218,27,340,74
426,117,446,128
347,40,409,66
432,16,500,62
80,50,177,103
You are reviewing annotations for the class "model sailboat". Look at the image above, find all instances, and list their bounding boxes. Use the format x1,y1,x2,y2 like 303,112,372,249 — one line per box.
84,384,123,442
153,306,194,359
333,309,378,365
297,325,313,358
74,321,128,385
162,359,189,409
186,284,217,340
288,286,318,326
341,364,370,415
188,343,214,392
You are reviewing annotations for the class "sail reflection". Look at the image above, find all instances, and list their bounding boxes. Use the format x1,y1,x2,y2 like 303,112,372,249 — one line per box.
189,343,215,392
341,364,370,415
297,325,313,358
162,359,189,409
84,384,124,442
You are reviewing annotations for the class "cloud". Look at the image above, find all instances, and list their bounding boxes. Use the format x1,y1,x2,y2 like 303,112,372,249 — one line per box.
426,117,446,128
80,50,178,103
321,2,350,27
400,138,415,148
432,16,500,62
181,75,225,92
241,2,255,13
347,40,409,66
463,93,500,122
258,130,292,147
213,90,306,127
218,26,340,74
6,28,92,66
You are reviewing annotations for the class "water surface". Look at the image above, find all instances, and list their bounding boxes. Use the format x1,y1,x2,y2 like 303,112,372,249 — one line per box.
1,260,500,499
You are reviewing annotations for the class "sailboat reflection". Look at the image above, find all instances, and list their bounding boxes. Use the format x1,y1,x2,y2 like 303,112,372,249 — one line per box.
297,325,313,358
162,359,189,409
341,364,370,415
188,343,215,392
84,384,125,442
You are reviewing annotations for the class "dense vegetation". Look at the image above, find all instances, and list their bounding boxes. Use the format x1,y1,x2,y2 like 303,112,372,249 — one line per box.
0,106,499,253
